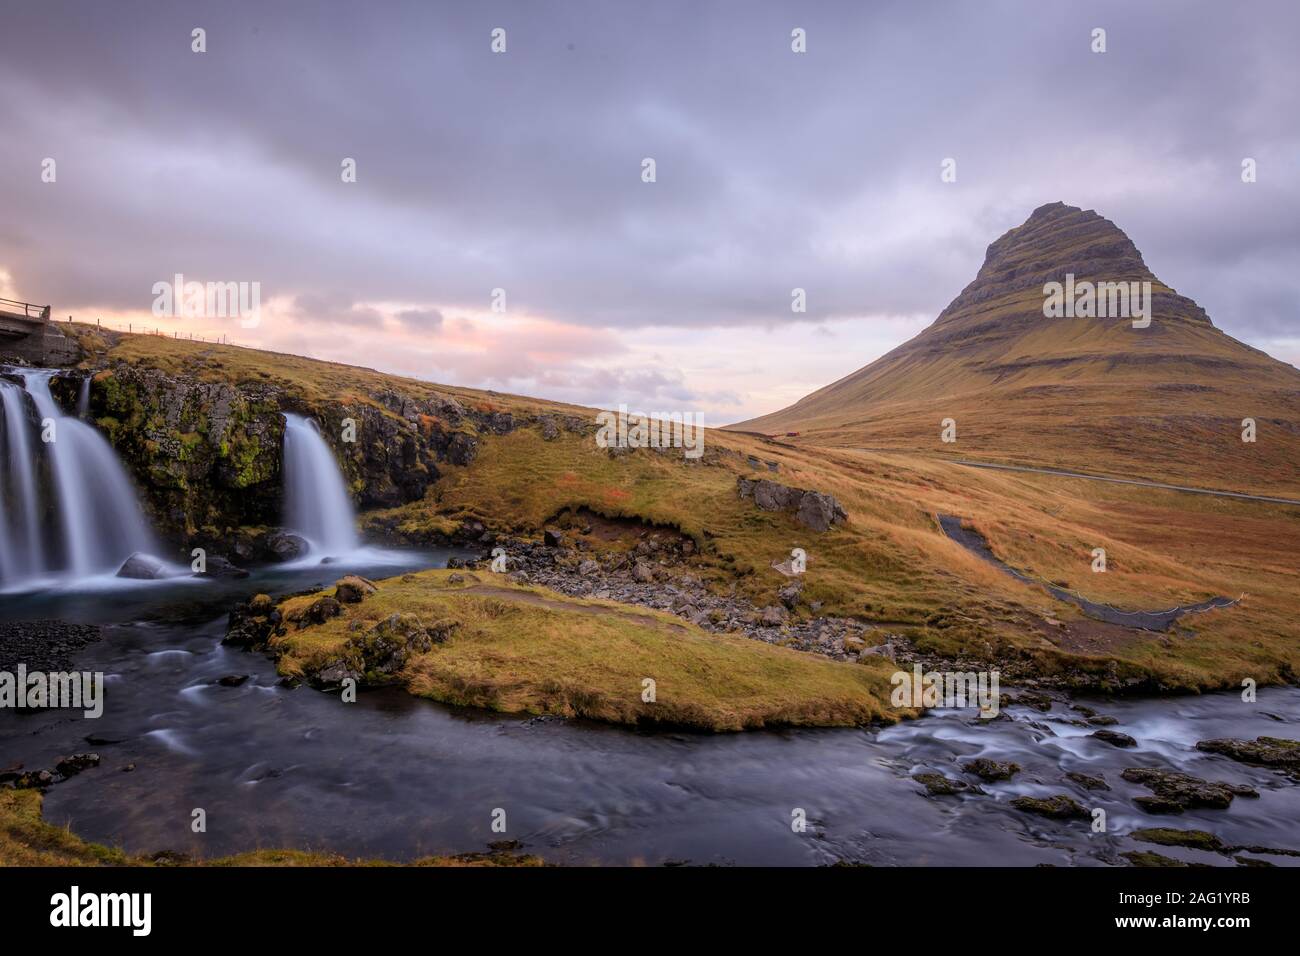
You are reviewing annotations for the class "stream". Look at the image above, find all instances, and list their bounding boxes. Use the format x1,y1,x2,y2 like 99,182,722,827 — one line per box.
2,550,1298,867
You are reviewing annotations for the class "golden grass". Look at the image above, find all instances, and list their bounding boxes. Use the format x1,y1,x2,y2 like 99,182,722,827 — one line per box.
271,570,904,731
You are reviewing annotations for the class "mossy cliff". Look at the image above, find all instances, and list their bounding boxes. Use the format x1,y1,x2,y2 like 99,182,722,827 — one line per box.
58,329,591,555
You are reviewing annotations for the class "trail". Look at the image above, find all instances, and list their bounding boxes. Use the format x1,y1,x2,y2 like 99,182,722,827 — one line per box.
943,458,1300,506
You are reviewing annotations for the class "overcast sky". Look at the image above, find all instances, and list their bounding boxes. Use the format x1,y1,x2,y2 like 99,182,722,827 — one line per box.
2,0,1297,421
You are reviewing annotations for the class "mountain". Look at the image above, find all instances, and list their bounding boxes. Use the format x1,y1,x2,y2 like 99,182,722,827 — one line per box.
731,202,1300,495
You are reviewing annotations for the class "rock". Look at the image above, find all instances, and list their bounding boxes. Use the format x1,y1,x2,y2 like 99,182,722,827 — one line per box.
115,552,168,580
265,530,309,562
796,491,847,533
315,660,361,686
578,559,600,576
447,572,464,584
540,417,560,441
736,477,847,532
777,580,804,610
1195,736,1300,778
216,674,250,687
1122,850,1206,868
543,528,565,548
194,554,249,579
334,575,378,604
632,561,656,584
248,593,274,615
1131,828,1227,853
1086,714,1118,726
760,605,788,627
297,596,342,627
13,769,56,790
54,753,100,777
962,758,1020,782
1065,771,1110,791
912,772,982,796
1010,795,1090,819
223,595,279,648
1121,767,1258,813
1090,730,1137,748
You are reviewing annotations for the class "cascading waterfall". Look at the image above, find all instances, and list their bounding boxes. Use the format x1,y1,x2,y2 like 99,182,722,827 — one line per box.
0,369,159,588
282,413,359,555
0,382,46,581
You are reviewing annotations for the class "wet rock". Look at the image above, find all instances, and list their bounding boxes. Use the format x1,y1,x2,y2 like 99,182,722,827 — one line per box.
1090,730,1137,748
912,772,983,796
54,753,100,777
265,530,309,562
334,575,378,604
115,552,168,580
216,674,250,687
13,769,57,790
1010,795,1090,819
1195,736,1300,779
1130,827,1227,854
1086,715,1118,726
223,595,280,649
962,758,1020,782
194,554,249,579
1121,767,1258,813
1122,850,1207,868
1065,771,1110,791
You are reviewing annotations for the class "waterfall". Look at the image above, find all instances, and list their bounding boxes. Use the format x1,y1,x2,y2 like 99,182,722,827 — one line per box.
0,382,45,581
0,370,159,587
282,413,359,555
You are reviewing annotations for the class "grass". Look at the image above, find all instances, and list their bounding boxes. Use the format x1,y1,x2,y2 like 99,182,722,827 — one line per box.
271,569,906,731
70,326,1300,692
0,788,543,867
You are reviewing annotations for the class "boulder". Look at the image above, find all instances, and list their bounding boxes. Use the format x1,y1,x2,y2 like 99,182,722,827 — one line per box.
194,554,249,579
543,528,565,548
759,605,788,627
115,552,168,580
265,530,309,562
297,596,342,627
334,575,379,604
912,772,982,796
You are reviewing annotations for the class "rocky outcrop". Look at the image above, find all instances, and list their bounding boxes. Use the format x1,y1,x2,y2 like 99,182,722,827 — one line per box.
736,477,847,532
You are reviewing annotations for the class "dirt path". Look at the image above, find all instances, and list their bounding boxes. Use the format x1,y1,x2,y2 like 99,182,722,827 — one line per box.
944,458,1300,507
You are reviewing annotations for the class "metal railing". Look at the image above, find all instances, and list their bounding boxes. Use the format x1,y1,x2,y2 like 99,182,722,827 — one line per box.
0,297,51,321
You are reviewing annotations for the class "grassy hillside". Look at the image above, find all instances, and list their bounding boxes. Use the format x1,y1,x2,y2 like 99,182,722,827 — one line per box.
59,320,1300,695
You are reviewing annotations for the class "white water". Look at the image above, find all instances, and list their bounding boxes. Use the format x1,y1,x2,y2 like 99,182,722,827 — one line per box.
1,382,46,580
282,413,359,556
0,370,161,589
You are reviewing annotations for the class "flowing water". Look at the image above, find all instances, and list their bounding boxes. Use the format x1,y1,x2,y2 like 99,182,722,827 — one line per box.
2,558,1296,867
1,371,158,590
282,413,360,557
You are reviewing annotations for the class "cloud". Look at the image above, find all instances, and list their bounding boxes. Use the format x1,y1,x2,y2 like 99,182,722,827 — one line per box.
0,0,1296,419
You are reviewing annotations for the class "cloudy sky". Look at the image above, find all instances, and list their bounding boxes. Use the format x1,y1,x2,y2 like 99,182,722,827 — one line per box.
2,0,1297,422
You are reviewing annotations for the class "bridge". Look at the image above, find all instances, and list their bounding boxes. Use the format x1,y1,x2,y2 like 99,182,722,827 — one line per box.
0,297,80,365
